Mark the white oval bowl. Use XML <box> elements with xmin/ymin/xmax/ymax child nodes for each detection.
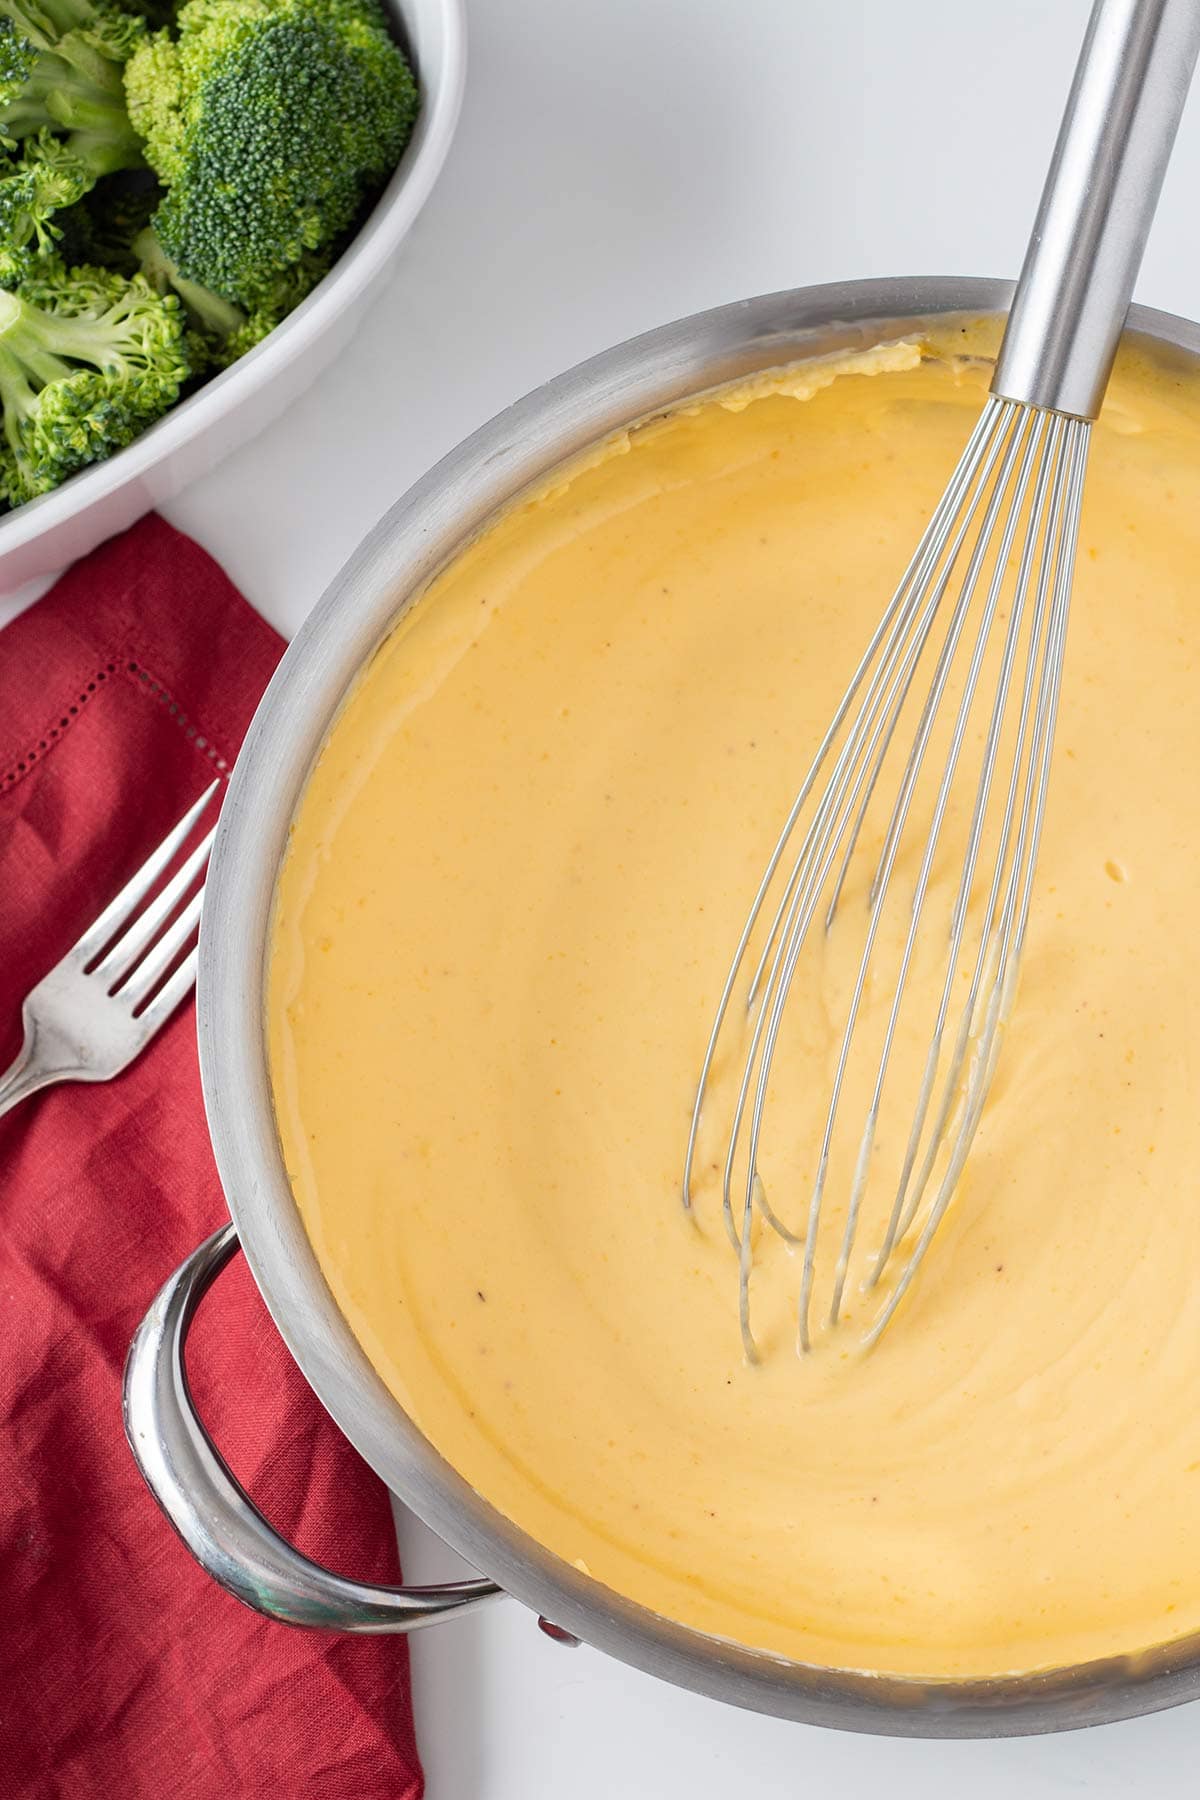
<box><xmin>0</xmin><ymin>0</ymin><xmax>466</xmax><ymax>592</ymax></box>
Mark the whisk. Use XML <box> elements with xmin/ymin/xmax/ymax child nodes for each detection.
<box><xmin>683</xmin><ymin>0</ymin><xmax>1200</xmax><ymax>1361</ymax></box>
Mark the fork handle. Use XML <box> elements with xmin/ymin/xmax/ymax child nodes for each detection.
<box><xmin>992</xmin><ymin>0</ymin><xmax>1200</xmax><ymax>420</ymax></box>
<box><xmin>0</xmin><ymin>1035</ymin><xmax>63</xmax><ymax>1120</ymax></box>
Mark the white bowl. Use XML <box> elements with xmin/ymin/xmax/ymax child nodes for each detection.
<box><xmin>0</xmin><ymin>0</ymin><xmax>466</xmax><ymax>592</ymax></box>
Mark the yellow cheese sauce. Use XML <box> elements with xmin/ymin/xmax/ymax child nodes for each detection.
<box><xmin>268</xmin><ymin>320</ymin><xmax>1200</xmax><ymax>1678</ymax></box>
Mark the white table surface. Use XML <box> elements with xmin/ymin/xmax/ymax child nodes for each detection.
<box><xmin>31</xmin><ymin>0</ymin><xmax>1200</xmax><ymax>1789</ymax></box>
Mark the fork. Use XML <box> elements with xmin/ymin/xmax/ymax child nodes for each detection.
<box><xmin>0</xmin><ymin>782</ymin><xmax>220</xmax><ymax>1120</ymax></box>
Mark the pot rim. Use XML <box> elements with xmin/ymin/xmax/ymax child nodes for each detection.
<box><xmin>197</xmin><ymin>273</ymin><xmax>1200</xmax><ymax>1736</ymax></box>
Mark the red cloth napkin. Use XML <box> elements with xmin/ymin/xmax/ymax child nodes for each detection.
<box><xmin>0</xmin><ymin>517</ymin><xmax>423</xmax><ymax>1798</ymax></box>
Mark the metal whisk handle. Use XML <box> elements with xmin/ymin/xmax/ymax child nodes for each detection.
<box><xmin>993</xmin><ymin>0</ymin><xmax>1200</xmax><ymax>421</ymax></box>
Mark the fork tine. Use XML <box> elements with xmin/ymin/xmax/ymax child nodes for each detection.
<box><xmin>94</xmin><ymin>824</ymin><xmax>215</xmax><ymax>989</ymax></box>
<box><xmin>134</xmin><ymin>943</ymin><xmax>199</xmax><ymax>1037</ymax></box>
<box><xmin>73</xmin><ymin>781</ymin><xmax>220</xmax><ymax>968</ymax></box>
<box><xmin>120</xmin><ymin>884</ymin><xmax>205</xmax><ymax>1011</ymax></box>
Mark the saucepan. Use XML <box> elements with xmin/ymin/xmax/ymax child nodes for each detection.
<box><xmin>123</xmin><ymin>275</ymin><xmax>1200</xmax><ymax>1737</ymax></box>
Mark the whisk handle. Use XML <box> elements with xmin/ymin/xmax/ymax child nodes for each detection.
<box><xmin>992</xmin><ymin>0</ymin><xmax>1200</xmax><ymax>420</ymax></box>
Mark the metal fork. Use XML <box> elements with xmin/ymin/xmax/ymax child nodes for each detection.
<box><xmin>0</xmin><ymin>782</ymin><xmax>219</xmax><ymax>1120</ymax></box>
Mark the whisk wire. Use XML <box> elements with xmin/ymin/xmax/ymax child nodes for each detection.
<box><xmin>868</xmin><ymin>414</ymin><xmax>1067</xmax><ymax>1281</ymax></box>
<box><xmin>822</xmin><ymin>407</ymin><xmax>1057</xmax><ymax>1329</ymax></box>
<box><xmin>748</xmin><ymin>403</ymin><xmax>1013</xmax><ymax>1005</ymax></box>
<box><xmin>804</xmin><ymin>407</ymin><xmax>1047</xmax><ymax>1339</ymax></box>
<box><xmin>680</xmin><ymin>401</ymin><xmax>1006</xmax><ymax>1262</ymax></box>
<box><xmin>726</xmin><ymin>404</ymin><xmax>1018</xmax><ymax>1273</ymax></box>
<box><xmin>870</xmin><ymin>412</ymin><xmax>1077</xmax><ymax>1277</ymax></box>
<box><xmin>748</xmin><ymin>400</ymin><xmax>1030</xmax><ymax>1349</ymax></box>
<box><xmin>684</xmin><ymin>390</ymin><xmax>1091</xmax><ymax>1361</ymax></box>
<box><xmin>862</xmin><ymin>415</ymin><xmax>1088</xmax><ymax>1347</ymax></box>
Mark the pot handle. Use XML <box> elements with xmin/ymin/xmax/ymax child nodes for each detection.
<box><xmin>123</xmin><ymin>1222</ymin><xmax>503</xmax><ymax>1632</ymax></box>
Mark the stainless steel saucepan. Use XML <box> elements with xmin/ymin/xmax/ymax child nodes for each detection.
<box><xmin>123</xmin><ymin>276</ymin><xmax>1200</xmax><ymax>1737</ymax></box>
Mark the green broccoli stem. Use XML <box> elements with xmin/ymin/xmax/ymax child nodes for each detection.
<box><xmin>0</xmin><ymin>281</ymin><xmax>144</xmax><ymax>383</ymax></box>
<box><xmin>6</xmin><ymin>52</ymin><xmax>143</xmax><ymax>173</ymax></box>
<box><xmin>3</xmin><ymin>0</ymin><xmax>127</xmax><ymax>52</ymax></box>
<box><xmin>133</xmin><ymin>225</ymin><xmax>244</xmax><ymax>339</ymax></box>
<box><xmin>0</xmin><ymin>288</ymin><xmax>66</xmax><ymax>448</ymax></box>
<box><xmin>2</xmin><ymin>0</ymin><xmax>145</xmax><ymax>173</ymax></box>
<box><xmin>23</xmin><ymin>0</ymin><xmax>109</xmax><ymax>35</ymax></box>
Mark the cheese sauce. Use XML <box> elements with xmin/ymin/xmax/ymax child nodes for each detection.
<box><xmin>268</xmin><ymin>321</ymin><xmax>1200</xmax><ymax>1677</ymax></box>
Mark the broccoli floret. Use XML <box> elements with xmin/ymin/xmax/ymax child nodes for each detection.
<box><xmin>134</xmin><ymin>219</ymin><xmax>334</xmax><ymax>370</ymax></box>
<box><xmin>124</xmin><ymin>0</ymin><xmax>417</xmax><ymax>313</ymax></box>
<box><xmin>0</xmin><ymin>129</ymin><xmax>93</xmax><ymax>283</ymax></box>
<box><xmin>0</xmin><ymin>254</ymin><xmax>189</xmax><ymax>500</ymax></box>
<box><xmin>134</xmin><ymin>219</ymin><xmax>239</xmax><ymax>333</ymax></box>
<box><xmin>0</xmin><ymin>19</ymin><xmax>35</xmax><ymax>143</ymax></box>
<box><xmin>226</xmin><ymin>243</ymin><xmax>335</xmax><ymax>349</ymax></box>
<box><xmin>1</xmin><ymin>0</ymin><xmax>145</xmax><ymax>178</ymax></box>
